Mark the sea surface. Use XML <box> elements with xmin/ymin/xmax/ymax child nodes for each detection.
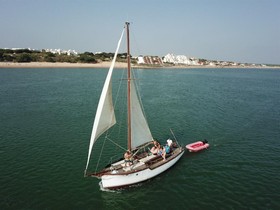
<box><xmin>0</xmin><ymin>67</ymin><xmax>279</xmax><ymax>210</ymax></box>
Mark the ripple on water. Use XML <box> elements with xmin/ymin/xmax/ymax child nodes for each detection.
<box><xmin>1</xmin><ymin>68</ymin><xmax>280</xmax><ymax>209</ymax></box>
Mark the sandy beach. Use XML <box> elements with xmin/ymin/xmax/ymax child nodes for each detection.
<box><xmin>0</xmin><ymin>61</ymin><xmax>279</xmax><ymax>69</ymax></box>
<box><xmin>0</xmin><ymin>61</ymin><xmax>127</xmax><ymax>69</ymax></box>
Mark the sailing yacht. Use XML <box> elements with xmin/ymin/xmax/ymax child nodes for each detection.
<box><xmin>84</xmin><ymin>22</ymin><xmax>185</xmax><ymax>189</ymax></box>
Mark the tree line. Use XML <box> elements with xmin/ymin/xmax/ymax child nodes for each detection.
<box><xmin>0</xmin><ymin>48</ymin><xmax>133</xmax><ymax>63</ymax></box>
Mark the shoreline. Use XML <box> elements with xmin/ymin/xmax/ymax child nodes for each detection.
<box><xmin>0</xmin><ymin>61</ymin><xmax>127</xmax><ymax>69</ymax></box>
<box><xmin>0</xmin><ymin>61</ymin><xmax>279</xmax><ymax>69</ymax></box>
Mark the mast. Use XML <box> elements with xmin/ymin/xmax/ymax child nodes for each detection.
<box><xmin>126</xmin><ymin>22</ymin><xmax>132</xmax><ymax>151</ymax></box>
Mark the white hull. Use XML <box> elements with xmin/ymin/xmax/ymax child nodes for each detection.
<box><xmin>101</xmin><ymin>150</ymin><xmax>185</xmax><ymax>189</ymax></box>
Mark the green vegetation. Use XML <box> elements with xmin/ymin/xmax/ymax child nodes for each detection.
<box><xmin>0</xmin><ymin>48</ymin><xmax>134</xmax><ymax>64</ymax></box>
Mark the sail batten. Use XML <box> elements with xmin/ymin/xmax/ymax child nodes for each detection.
<box><xmin>85</xmin><ymin>29</ymin><xmax>125</xmax><ymax>172</ymax></box>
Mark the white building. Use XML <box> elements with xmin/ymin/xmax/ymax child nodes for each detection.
<box><xmin>137</xmin><ymin>56</ymin><xmax>163</xmax><ymax>65</ymax></box>
<box><xmin>137</xmin><ymin>56</ymin><xmax>145</xmax><ymax>64</ymax></box>
<box><xmin>163</xmin><ymin>53</ymin><xmax>199</xmax><ymax>65</ymax></box>
<box><xmin>44</xmin><ymin>49</ymin><xmax>78</xmax><ymax>56</ymax></box>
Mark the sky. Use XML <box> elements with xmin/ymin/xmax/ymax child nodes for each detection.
<box><xmin>0</xmin><ymin>0</ymin><xmax>279</xmax><ymax>64</ymax></box>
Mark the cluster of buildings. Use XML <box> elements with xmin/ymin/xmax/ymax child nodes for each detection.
<box><xmin>137</xmin><ymin>56</ymin><xmax>163</xmax><ymax>65</ymax></box>
<box><xmin>162</xmin><ymin>54</ymin><xmax>200</xmax><ymax>65</ymax></box>
<box><xmin>137</xmin><ymin>53</ymin><xmax>200</xmax><ymax>66</ymax></box>
<box><xmin>137</xmin><ymin>53</ymin><xmax>264</xmax><ymax>67</ymax></box>
<box><xmin>44</xmin><ymin>49</ymin><xmax>78</xmax><ymax>56</ymax></box>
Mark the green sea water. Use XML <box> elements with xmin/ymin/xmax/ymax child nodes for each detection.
<box><xmin>0</xmin><ymin>67</ymin><xmax>279</xmax><ymax>209</ymax></box>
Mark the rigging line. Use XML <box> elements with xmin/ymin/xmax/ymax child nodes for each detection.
<box><xmin>106</xmin><ymin>136</ymin><xmax>127</xmax><ymax>151</ymax></box>
<box><xmin>99</xmin><ymin>28</ymin><xmax>127</xmax><ymax>143</ymax></box>
<box><xmin>95</xmin><ymin>135</ymin><xmax>107</xmax><ymax>173</ymax></box>
<box><xmin>113</xmin><ymin>64</ymin><xmax>126</xmax><ymax>108</ymax></box>
<box><xmin>97</xmin><ymin>72</ymin><xmax>126</xmax><ymax>164</ymax></box>
<box><xmin>110</xmin><ymin>69</ymin><xmax>126</xmax><ymax>142</ymax></box>
<box><xmin>132</xmin><ymin>148</ymin><xmax>141</xmax><ymax>158</ymax></box>
<box><xmin>95</xmin><ymin>76</ymin><xmax>125</xmax><ymax>168</ymax></box>
<box><xmin>130</xmin><ymin>23</ymin><xmax>141</xmax><ymax>60</ymax></box>
<box><xmin>170</xmin><ymin>128</ymin><xmax>180</xmax><ymax>146</ymax></box>
<box><xmin>131</xmin><ymin>69</ymin><xmax>150</xmax><ymax>122</ymax></box>
<box><xmin>107</xmin><ymin>68</ymin><xmax>125</xmax><ymax>135</ymax></box>
<box><xmin>129</xmin><ymin>25</ymin><xmax>147</xmax><ymax>120</ymax></box>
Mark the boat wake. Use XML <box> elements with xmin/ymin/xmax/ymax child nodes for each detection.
<box><xmin>99</xmin><ymin>181</ymin><xmax>119</xmax><ymax>193</ymax></box>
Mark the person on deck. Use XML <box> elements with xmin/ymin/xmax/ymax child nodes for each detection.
<box><xmin>157</xmin><ymin>146</ymin><xmax>164</xmax><ymax>158</ymax></box>
<box><xmin>162</xmin><ymin>139</ymin><xmax>173</xmax><ymax>161</ymax></box>
<box><xmin>124</xmin><ymin>150</ymin><xmax>133</xmax><ymax>166</ymax></box>
<box><xmin>150</xmin><ymin>140</ymin><xmax>160</xmax><ymax>155</ymax></box>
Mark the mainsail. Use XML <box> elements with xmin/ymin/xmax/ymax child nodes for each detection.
<box><xmin>130</xmin><ymin>78</ymin><xmax>153</xmax><ymax>149</ymax></box>
<box><xmin>85</xmin><ymin>29</ymin><xmax>125</xmax><ymax>172</ymax></box>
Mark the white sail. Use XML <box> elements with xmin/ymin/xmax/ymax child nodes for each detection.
<box><xmin>130</xmin><ymin>78</ymin><xmax>153</xmax><ymax>149</ymax></box>
<box><xmin>85</xmin><ymin>29</ymin><xmax>125</xmax><ymax>172</ymax></box>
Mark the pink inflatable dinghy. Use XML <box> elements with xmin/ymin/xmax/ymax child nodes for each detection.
<box><xmin>186</xmin><ymin>139</ymin><xmax>209</xmax><ymax>152</ymax></box>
